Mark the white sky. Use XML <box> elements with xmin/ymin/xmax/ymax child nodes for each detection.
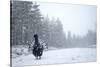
<box><xmin>38</xmin><ymin>2</ymin><xmax>96</xmax><ymax>37</ymax></box>
<box><xmin>19</xmin><ymin>0</ymin><xmax>97</xmax><ymax>37</ymax></box>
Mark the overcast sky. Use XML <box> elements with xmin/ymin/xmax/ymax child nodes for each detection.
<box><xmin>37</xmin><ymin>2</ymin><xmax>97</xmax><ymax>37</ymax></box>
<box><xmin>19</xmin><ymin>0</ymin><xmax>97</xmax><ymax>37</ymax></box>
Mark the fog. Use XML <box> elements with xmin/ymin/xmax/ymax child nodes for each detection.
<box><xmin>11</xmin><ymin>0</ymin><xmax>97</xmax><ymax>48</ymax></box>
<box><xmin>38</xmin><ymin>2</ymin><xmax>96</xmax><ymax>37</ymax></box>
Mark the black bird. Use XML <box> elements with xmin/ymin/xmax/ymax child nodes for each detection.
<box><xmin>32</xmin><ymin>34</ymin><xmax>43</xmax><ymax>59</ymax></box>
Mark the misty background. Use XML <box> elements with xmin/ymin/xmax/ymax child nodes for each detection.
<box><xmin>10</xmin><ymin>0</ymin><xmax>97</xmax><ymax>48</ymax></box>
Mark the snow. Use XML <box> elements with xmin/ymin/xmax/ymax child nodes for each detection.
<box><xmin>12</xmin><ymin>48</ymin><xmax>96</xmax><ymax>67</ymax></box>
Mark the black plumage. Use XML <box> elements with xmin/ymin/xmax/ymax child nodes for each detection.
<box><xmin>32</xmin><ymin>34</ymin><xmax>43</xmax><ymax>59</ymax></box>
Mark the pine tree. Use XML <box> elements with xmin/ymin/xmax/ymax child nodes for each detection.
<box><xmin>11</xmin><ymin>1</ymin><xmax>43</xmax><ymax>45</ymax></box>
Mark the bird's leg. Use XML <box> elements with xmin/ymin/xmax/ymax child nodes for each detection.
<box><xmin>36</xmin><ymin>56</ymin><xmax>38</xmax><ymax>60</ymax></box>
<box><xmin>39</xmin><ymin>56</ymin><xmax>41</xmax><ymax>59</ymax></box>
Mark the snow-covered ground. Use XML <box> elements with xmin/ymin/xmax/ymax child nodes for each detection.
<box><xmin>12</xmin><ymin>48</ymin><xmax>96</xmax><ymax>67</ymax></box>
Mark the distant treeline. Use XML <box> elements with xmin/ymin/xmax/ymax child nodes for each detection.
<box><xmin>66</xmin><ymin>30</ymin><xmax>96</xmax><ymax>48</ymax></box>
<box><xmin>10</xmin><ymin>1</ymin><xmax>96</xmax><ymax>48</ymax></box>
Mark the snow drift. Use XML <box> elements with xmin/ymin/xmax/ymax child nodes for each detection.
<box><xmin>12</xmin><ymin>48</ymin><xmax>96</xmax><ymax>67</ymax></box>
